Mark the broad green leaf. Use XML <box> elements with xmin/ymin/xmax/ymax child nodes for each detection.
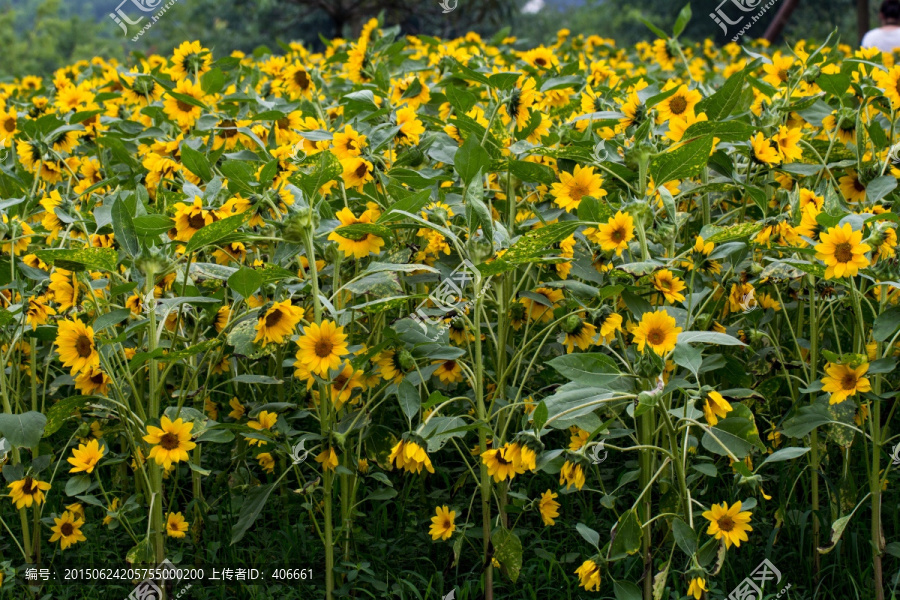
<box><xmin>782</xmin><ymin>403</ymin><xmax>833</xmax><ymax>438</ymax></box>
<box><xmin>576</xmin><ymin>523</ymin><xmax>600</xmax><ymax>548</ymax></box>
<box><xmin>478</xmin><ymin>221</ymin><xmax>582</xmax><ymax>276</ymax></box>
<box><xmin>672</xmin><ymin>517</ymin><xmax>697</xmax><ymax>556</ymax></box>
<box><xmin>609</xmin><ymin>510</ymin><xmax>642</xmax><ymax>560</ymax></box>
<box><xmin>697</xmin><ymin>68</ymin><xmax>747</xmax><ymax>120</ymax></box>
<box><xmin>650</xmin><ymin>135</ymin><xmax>713</xmax><ymax>186</ymax></box>
<box><xmin>547</xmin><ymin>353</ymin><xmax>620</xmax><ymax>386</ymax></box>
<box><xmin>231</xmin><ymin>483</ymin><xmax>274</xmax><ymax>544</ymax></box>
<box><xmin>184</xmin><ymin>211</ymin><xmax>253</xmax><ymax>253</ymax></box>
<box><xmin>491</xmin><ymin>528</ymin><xmax>523</xmax><ymax>582</ymax></box>
<box><xmin>0</xmin><ymin>412</ymin><xmax>47</xmax><ymax>448</ymax></box>
<box><xmin>397</xmin><ymin>380</ymin><xmax>420</xmax><ymax>420</ymax></box>
<box><xmin>43</xmin><ymin>396</ymin><xmax>91</xmax><ymax>437</ymax></box>
<box><xmin>181</xmin><ymin>143</ymin><xmax>213</xmax><ymax>182</ymax></box>
<box><xmin>228</xmin><ymin>266</ymin><xmax>264</xmax><ymax>299</ymax></box>
<box><xmin>33</xmin><ymin>248</ymin><xmax>118</xmax><ymax>273</ymax></box>
<box><xmin>111</xmin><ymin>198</ymin><xmax>140</xmax><ymax>258</ymax></box>
<box><xmin>455</xmin><ymin>135</ymin><xmax>491</xmax><ymax>185</ymax></box>
<box><xmin>759</xmin><ymin>447</ymin><xmax>811</xmax><ymax>466</ymax></box>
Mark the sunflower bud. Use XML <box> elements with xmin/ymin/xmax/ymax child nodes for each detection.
<box><xmin>135</xmin><ymin>246</ymin><xmax>171</xmax><ymax>280</ymax></box>
<box><xmin>398</xmin><ymin>349</ymin><xmax>416</xmax><ymax>372</ymax></box>
<box><xmin>281</xmin><ymin>207</ymin><xmax>318</xmax><ymax>242</ymax></box>
<box><xmin>467</xmin><ymin>234</ymin><xmax>493</xmax><ymax>264</ymax></box>
<box><xmin>75</xmin><ymin>421</ymin><xmax>91</xmax><ymax>439</ymax></box>
<box><xmin>561</xmin><ymin>314</ymin><xmax>582</xmax><ymax>334</ymax></box>
<box><xmin>803</xmin><ymin>64</ymin><xmax>822</xmax><ymax>83</ymax></box>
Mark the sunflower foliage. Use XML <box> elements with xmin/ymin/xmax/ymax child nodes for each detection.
<box><xmin>0</xmin><ymin>8</ymin><xmax>898</xmax><ymax>600</ymax></box>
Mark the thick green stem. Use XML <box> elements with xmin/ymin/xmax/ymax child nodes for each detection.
<box><xmin>807</xmin><ymin>278</ymin><xmax>821</xmax><ymax>581</ymax></box>
<box><xmin>639</xmin><ymin>406</ymin><xmax>653</xmax><ymax>600</ymax></box>
<box><xmin>474</xmin><ymin>274</ymin><xmax>493</xmax><ymax>600</ymax></box>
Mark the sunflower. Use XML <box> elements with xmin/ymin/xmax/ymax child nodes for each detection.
<box><xmin>143</xmin><ymin>416</ymin><xmax>197</xmax><ymax>469</ymax></box>
<box><xmin>703</xmin><ymin>391</ymin><xmax>733</xmax><ymax>426</ymax></box>
<box><xmin>340</xmin><ymin>156</ymin><xmax>374</xmax><ymax>191</ymax></box>
<box><xmin>171</xmin><ymin>196</ymin><xmax>216</xmax><ymax>242</ymax></box>
<box><xmin>586</xmin><ymin>211</ymin><xmax>635</xmax><ymax>256</ymax></box>
<box><xmin>656</xmin><ymin>84</ymin><xmax>702</xmax><ymax>122</ymax></box>
<box><xmin>1</xmin><ymin>215</ymin><xmax>33</xmax><ymax>255</ymax></box>
<box><xmin>8</xmin><ymin>476</ymin><xmax>51</xmax><ymax>509</ymax></box>
<box><xmin>166</xmin><ymin>512</ymin><xmax>189</xmax><ymax>538</ymax></box>
<box><xmin>653</xmin><ymin>269</ymin><xmax>686</xmax><ymax>304</ymax></box>
<box><xmin>169</xmin><ymin>40</ymin><xmax>211</xmax><ymax>80</ymax></box>
<box><xmin>447</xmin><ymin>317</ymin><xmax>475</xmax><ymax>345</ymax></box>
<box><xmin>551</xmin><ymin>164</ymin><xmax>606</xmax><ymax>212</ymax></box>
<box><xmin>559</xmin><ymin>460</ymin><xmax>586</xmax><ymax>490</ymax></box>
<box><xmin>751</xmin><ymin>131</ymin><xmax>782</xmax><ymax>164</ymax></box>
<box><xmin>520</xmin><ymin>287</ymin><xmax>564</xmax><ymax>323</ymax></box>
<box><xmin>774</xmin><ymin>125</ymin><xmax>803</xmax><ymax>162</ymax></box>
<box><xmin>49</xmin><ymin>511</ymin><xmax>87</xmax><ymax>550</ymax></box>
<box><xmin>482</xmin><ymin>445</ymin><xmax>523</xmax><ymax>482</ymax></box>
<box><xmin>569</xmin><ymin>427</ymin><xmax>590</xmax><ymax>450</ymax></box>
<box><xmin>228</xmin><ymin>397</ymin><xmax>245</xmax><ymax>420</ymax></box>
<box><xmin>822</xmin><ymin>111</ymin><xmax>857</xmax><ymax>144</ymax></box>
<box><xmin>0</xmin><ymin>107</ymin><xmax>18</xmax><ymax>146</ymax></box>
<box><xmin>388</xmin><ymin>440</ymin><xmax>435</xmax><ymax>474</ymax></box>
<box><xmin>257</xmin><ymin>452</ymin><xmax>275</xmax><ymax>473</ymax></box>
<box><xmin>574</xmin><ymin>559</ymin><xmax>602</xmax><ymax>592</ymax></box>
<box><xmin>295</xmin><ymin>320</ymin><xmax>349</xmax><ymax>376</ymax></box>
<box><xmin>162</xmin><ymin>78</ymin><xmax>206</xmax><ymax>128</ymax></box>
<box><xmin>822</xmin><ymin>362</ymin><xmax>871</xmax><ymax>404</ymax></box>
<box><xmin>632</xmin><ymin>310</ymin><xmax>682</xmax><ymax>355</ymax></box>
<box><xmin>315</xmin><ymin>447</ymin><xmax>339</xmax><ymax>471</ymax></box>
<box><xmin>74</xmin><ymin>367</ymin><xmax>112</xmax><ymax>396</ymax></box>
<box><xmin>395</xmin><ymin>106</ymin><xmax>425</xmax><ymax>146</ymax></box>
<box><xmin>562</xmin><ymin>318</ymin><xmax>597</xmax><ymax>354</ymax></box>
<box><xmin>688</xmin><ymin>577</ymin><xmax>708</xmax><ymax>599</ymax></box>
<box><xmin>873</xmin><ymin>65</ymin><xmax>900</xmax><ymax>108</ymax></box>
<box><xmin>429</xmin><ymin>505</ymin><xmax>456</xmax><ymax>541</ymax></box>
<box><xmin>25</xmin><ymin>295</ymin><xmax>55</xmax><ymax>328</ymax></box>
<box><xmin>247</xmin><ymin>410</ymin><xmax>278</xmax><ymax>446</ymax></box>
<box><xmin>522</xmin><ymin>46</ymin><xmax>557</xmax><ymax>70</ymax></box>
<box><xmin>838</xmin><ymin>171</ymin><xmax>867</xmax><ymax>203</ymax></box>
<box><xmin>538</xmin><ymin>490</ymin><xmax>560</xmax><ymax>526</ymax></box>
<box><xmin>329</xmin><ymin>361</ymin><xmax>366</xmax><ymax>409</ymax></box>
<box><xmin>328</xmin><ymin>207</ymin><xmax>384</xmax><ymax>258</ymax></box>
<box><xmin>55</xmin><ymin>319</ymin><xmax>99</xmax><ymax>375</ymax></box>
<box><xmin>433</xmin><ymin>360</ymin><xmax>464</xmax><ymax>384</ymax></box>
<box><xmin>506</xmin><ymin>77</ymin><xmax>537</xmax><ymax>128</ymax></box>
<box><xmin>702</xmin><ymin>500</ymin><xmax>753</xmax><ymax>548</ymax></box>
<box><xmin>254</xmin><ymin>300</ymin><xmax>305</xmax><ymax>346</ymax></box>
<box><xmin>598</xmin><ymin>313</ymin><xmax>623</xmax><ymax>344</ymax></box>
<box><xmin>814</xmin><ymin>223</ymin><xmax>871</xmax><ymax>279</ymax></box>
<box><xmin>283</xmin><ymin>62</ymin><xmax>315</xmax><ymax>98</ymax></box>
<box><xmin>332</xmin><ymin>125</ymin><xmax>366</xmax><ymax>159</ymax></box>
<box><xmin>67</xmin><ymin>439</ymin><xmax>105</xmax><ymax>474</ymax></box>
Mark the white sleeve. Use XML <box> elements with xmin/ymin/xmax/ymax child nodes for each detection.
<box><xmin>861</xmin><ymin>31</ymin><xmax>874</xmax><ymax>48</ymax></box>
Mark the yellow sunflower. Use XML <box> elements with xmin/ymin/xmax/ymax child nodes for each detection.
<box><xmin>702</xmin><ymin>500</ymin><xmax>753</xmax><ymax>548</ymax></box>
<box><xmin>143</xmin><ymin>416</ymin><xmax>197</xmax><ymax>469</ymax></box>
<box><xmin>327</xmin><ymin>207</ymin><xmax>385</xmax><ymax>258</ymax></box>
<box><xmin>254</xmin><ymin>300</ymin><xmax>305</xmax><ymax>346</ymax></box>
<box><xmin>653</xmin><ymin>269</ymin><xmax>686</xmax><ymax>304</ymax></box>
<box><xmin>551</xmin><ymin>164</ymin><xmax>606</xmax><ymax>212</ymax></box>
<box><xmin>574</xmin><ymin>559</ymin><xmax>602</xmax><ymax>592</ymax></box>
<box><xmin>822</xmin><ymin>362</ymin><xmax>871</xmax><ymax>404</ymax></box>
<box><xmin>586</xmin><ymin>211</ymin><xmax>635</xmax><ymax>256</ymax></box>
<box><xmin>8</xmin><ymin>476</ymin><xmax>51</xmax><ymax>509</ymax></box>
<box><xmin>67</xmin><ymin>439</ymin><xmax>105</xmax><ymax>474</ymax></box>
<box><xmin>295</xmin><ymin>320</ymin><xmax>349</xmax><ymax>376</ymax></box>
<box><xmin>814</xmin><ymin>223</ymin><xmax>870</xmax><ymax>279</ymax></box>
<box><xmin>538</xmin><ymin>490</ymin><xmax>560</xmax><ymax>526</ymax></box>
<box><xmin>166</xmin><ymin>512</ymin><xmax>189</xmax><ymax>538</ymax></box>
<box><xmin>656</xmin><ymin>84</ymin><xmax>702</xmax><ymax>122</ymax></box>
<box><xmin>54</xmin><ymin>319</ymin><xmax>99</xmax><ymax>375</ymax></box>
<box><xmin>388</xmin><ymin>440</ymin><xmax>435</xmax><ymax>474</ymax></box>
<box><xmin>632</xmin><ymin>310</ymin><xmax>682</xmax><ymax>355</ymax></box>
<box><xmin>428</xmin><ymin>505</ymin><xmax>457</xmax><ymax>541</ymax></box>
<box><xmin>49</xmin><ymin>511</ymin><xmax>87</xmax><ymax>550</ymax></box>
<box><xmin>703</xmin><ymin>391</ymin><xmax>733</xmax><ymax>426</ymax></box>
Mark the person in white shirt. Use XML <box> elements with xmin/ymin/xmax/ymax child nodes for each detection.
<box><xmin>862</xmin><ymin>0</ymin><xmax>900</xmax><ymax>54</ymax></box>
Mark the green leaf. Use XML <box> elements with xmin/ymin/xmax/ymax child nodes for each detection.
<box><xmin>93</xmin><ymin>308</ymin><xmax>132</xmax><ymax>333</ymax></box>
<box><xmin>866</xmin><ymin>175</ymin><xmax>898</xmax><ymax>204</ymax></box>
<box><xmin>0</xmin><ymin>412</ymin><xmax>47</xmax><ymax>448</ymax></box>
<box><xmin>44</xmin><ymin>396</ymin><xmax>91</xmax><ymax>437</ymax></box>
<box><xmin>397</xmin><ymin>380</ymin><xmax>420</xmax><ymax>420</ymax></box>
<box><xmin>639</xmin><ymin>17</ymin><xmax>668</xmax><ymax>39</ymax></box>
<box><xmin>697</xmin><ymin>68</ymin><xmax>747</xmax><ymax>121</ymax></box>
<box><xmin>227</xmin><ymin>267</ymin><xmax>264</xmax><ymax>299</ymax></box>
<box><xmin>759</xmin><ymin>447</ymin><xmax>811</xmax><ymax>466</ymax></box>
<box><xmin>650</xmin><ymin>135</ymin><xmax>713</xmax><ymax>186</ymax></box>
<box><xmin>576</xmin><ymin>523</ymin><xmax>600</xmax><ymax>548</ymax></box>
<box><xmin>220</xmin><ymin>160</ymin><xmax>259</xmax><ymax>196</ymax></box>
<box><xmin>701</xmin><ymin>404</ymin><xmax>765</xmax><ymax>458</ymax></box>
<box><xmin>704</xmin><ymin>222</ymin><xmax>764</xmax><ymax>243</ymax></box>
<box><xmin>33</xmin><ymin>248</ymin><xmax>118</xmax><ymax>273</ymax></box>
<box><xmin>673</xmin><ymin>343</ymin><xmax>702</xmax><ymax>378</ymax></box>
<box><xmin>167</xmin><ymin>90</ymin><xmax>207</xmax><ymax>109</ymax></box>
<box><xmin>577</xmin><ymin>196</ymin><xmax>614</xmax><ymax>223</ymax></box>
<box><xmin>200</xmin><ymin>67</ymin><xmax>226</xmax><ymax>95</ymax></box>
<box><xmin>333</xmin><ymin>223</ymin><xmax>394</xmax><ymax>243</ymax></box>
<box><xmin>614</xmin><ymin>581</ymin><xmax>643</xmax><ymax>600</ymax></box>
<box><xmin>185</xmin><ymin>211</ymin><xmax>254</xmax><ymax>253</ymax></box>
<box><xmin>181</xmin><ymin>143</ymin><xmax>213</xmax><ymax>182</ymax></box>
<box><xmin>532</xmin><ymin>401</ymin><xmax>548</xmax><ymax>432</ymax></box>
<box><xmin>66</xmin><ymin>475</ymin><xmax>91</xmax><ymax>496</ymax></box>
<box><xmin>508</xmin><ymin>160</ymin><xmax>556</xmax><ymax>185</ymax></box>
<box><xmin>111</xmin><ymin>198</ymin><xmax>140</xmax><ymax>258</ymax></box>
<box><xmin>678</xmin><ymin>331</ymin><xmax>745</xmax><ymax>346</ymax></box>
<box><xmin>817</xmin><ymin>72</ymin><xmax>851</xmax><ymax>97</ymax></box>
<box><xmin>455</xmin><ymin>135</ymin><xmax>491</xmax><ymax>185</ymax></box>
<box><xmin>231</xmin><ymin>484</ymin><xmax>275</xmax><ymax>545</ymax></box>
<box><xmin>491</xmin><ymin>527</ymin><xmax>523</xmax><ymax>583</ymax></box>
<box><xmin>133</xmin><ymin>214</ymin><xmax>174</xmax><ymax>237</ymax></box>
<box><xmin>378</xmin><ymin>189</ymin><xmax>432</xmax><ymax>224</ymax></box>
<box><xmin>782</xmin><ymin>404</ymin><xmax>833</xmax><ymax>438</ymax></box>
<box><xmin>227</xmin><ymin>319</ymin><xmax>273</xmax><ymax>360</ymax></box>
<box><xmin>672</xmin><ymin>4</ymin><xmax>692</xmax><ymax>37</ymax></box>
<box><xmin>126</xmin><ymin>537</ymin><xmax>156</xmax><ymax>565</ymax></box>
<box><xmin>464</xmin><ymin>170</ymin><xmax>493</xmax><ymax>244</ymax></box>
<box><xmin>609</xmin><ymin>510</ymin><xmax>642</xmax><ymax>560</ymax></box>
<box><xmin>297</xmin><ymin>150</ymin><xmax>342</xmax><ymax>199</ymax></box>
<box><xmin>683</xmin><ymin>119</ymin><xmax>754</xmax><ymax>142</ymax></box>
<box><xmin>818</xmin><ymin>496</ymin><xmax>867</xmax><ymax>554</ymax></box>
<box><xmin>478</xmin><ymin>221</ymin><xmax>582</xmax><ymax>276</ymax></box>
<box><xmin>547</xmin><ymin>353</ymin><xmax>620</xmax><ymax>386</ymax></box>
<box><xmin>672</xmin><ymin>517</ymin><xmax>697</xmax><ymax>556</ymax></box>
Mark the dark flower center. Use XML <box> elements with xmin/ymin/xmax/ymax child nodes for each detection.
<box><xmin>315</xmin><ymin>339</ymin><xmax>334</xmax><ymax>358</ymax></box>
<box><xmin>75</xmin><ymin>334</ymin><xmax>93</xmax><ymax>358</ymax></box>
<box><xmin>176</xmin><ymin>99</ymin><xmax>194</xmax><ymax>112</ymax></box>
<box><xmin>22</xmin><ymin>477</ymin><xmax>35</xmax><ymax>495</ymax></box>
<box><xmin>647</xmin><ymin>328</ymin><xmax>666</xmax><ymax>345</ymax></box>
<box><xmin>718</xmin><ymin>516</ymin><xmax>735</xmax><ymax>532</ymax></box>
<box><xmin>61</xmin><ymin>522</ymin><xmax>74</xmax><ymax>536</ymax></box>
<box><xmin>669</xmin><ymin>95</ymin><xmax>688</xmax><ymax>115</ymax></box>
<box><xmin>834</xmin><ymin>242</ymin><xmax>853</xmax><ymax>263</ymax></box>
<box><xmin>189</xmin><ymin>212</ymin><xmax>207</xmax><ymax>230</ymax></box>
<box><xmin>265</xmin><ymin>309</ymin><xmax>284</xmax><ymax>328</ymax></box>
<box><xmin>159</xmin><ymin>432</ymin><xmax>180</xmax><ymax>450</ymax></box>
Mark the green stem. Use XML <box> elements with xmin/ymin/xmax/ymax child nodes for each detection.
<box><xmin>474</xmin><ymin>274</ymin><xmax>493</xmax><ymax>600</ymax></box>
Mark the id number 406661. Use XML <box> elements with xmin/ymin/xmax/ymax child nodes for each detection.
<box><xmin>272</xmin><ymin>568</ymin><xmax>313</xmax><ymax>580</ymax></box>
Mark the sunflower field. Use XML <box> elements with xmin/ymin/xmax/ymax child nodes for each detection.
<box><xmin>0</xmin><ymin>5</ymin><xmax>899</xmax><ymax>599</ymax></box>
